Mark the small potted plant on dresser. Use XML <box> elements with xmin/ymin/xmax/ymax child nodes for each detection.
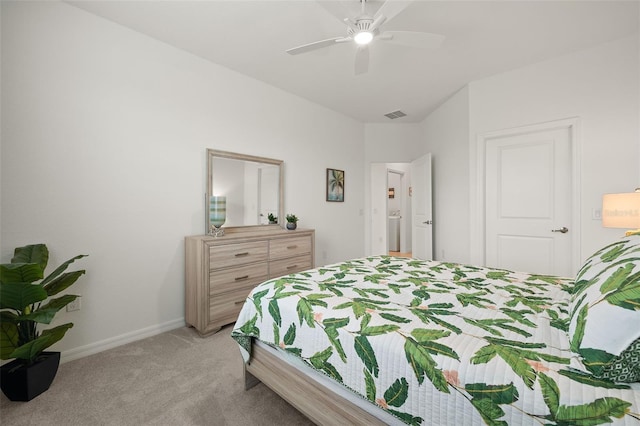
<box><xmin>267</xmin><ymin>213</ymin><xmax>278</xmax><ymax>224</ymax></box>
<box><xmin>0</xmin><ymin>243</ymin><xmax>87</xmax><ymax>401</ymax></box>
<box><xmin>285</xmin><ymin>214</ymin><xmax>299</xmax><ymax>230</ymax></box>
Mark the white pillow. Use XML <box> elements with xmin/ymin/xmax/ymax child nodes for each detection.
<box><xmin>567</xmin><ymin>234</ymin><xmax>640</xmax><ymax>381</ymax></box>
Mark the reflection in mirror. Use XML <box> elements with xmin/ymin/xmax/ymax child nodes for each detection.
<box><xmin>207</xmin><ymin>149</ymin><xmax>283</xmax><ymax>232</ymax></box>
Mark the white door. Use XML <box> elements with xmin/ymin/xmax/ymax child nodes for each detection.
<box><xmin>485</xmin><ymin>127</ymin><xmax>572</xmax><ymax>276</ymax></box>
<box><xmin>411</xmin><ymin>154</ymin><xmax>433</xmax><ymax>259</ymax></box>
<box><xmin>370</xmin><ymin>163</ymin><xmax>388</xmax><ymax>255</ymax></box>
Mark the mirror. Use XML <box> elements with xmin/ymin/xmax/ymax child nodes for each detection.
<box><xmin>207</xmin><ymin>149</ymin><xmax>284</xmax><ymax>231</ymax></box>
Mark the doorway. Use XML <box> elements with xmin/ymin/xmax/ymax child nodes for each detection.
<box><xmin>387</xmin><ymin>170</ymin><xmax>408</xmax><ymax>257</ymax></box>
<box><xmin>369</xmin><ymin>156</ymin><xmax>433</xmax><ymax>259</ymax></box>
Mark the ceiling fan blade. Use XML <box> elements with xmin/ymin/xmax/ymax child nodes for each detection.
<box><xmin>381</xmin><ymin>31</ymin><xmax>445</xmax><ymax>49</ymax></box>
<box><xmin>286</xmin><ymin>37</ymin><xmax>346</xmax><ymax>55</ymax></box>
<box><xmin>354</xmin><ymin>46</ymin><xmax>369</xmax><ymax>75</ymax></box>
<box><xmin>315</xmin><ymin>0</ymin><xmax>361</xmax><ymax>23</ymax></box>
<box><xmin>374</xmin><ymin>0</ymin><xmax>414</xmax><ymax>24</ymax></box>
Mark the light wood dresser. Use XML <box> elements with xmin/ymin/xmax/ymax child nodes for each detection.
<box><xmin>185</xmin><ymin>227</ymin><xmax>315</xmax><ymax>336</ymax></box>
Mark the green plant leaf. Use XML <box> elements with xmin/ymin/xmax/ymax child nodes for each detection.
<box><xmin>411</xmin><ymin>328</ymin><xmax>451</xmax><ymax>342</ymax></box>
<box><xmin>360</xmin><ymin>324</ymin><xmax>400</xmax><ymax>336</ymax></box>
<box><xmin>268</xmin><ymin>298</ymin><xmax>281</xmax><ymax>326</ymax></box>
<box><xmin>538</xmin><ymin>372</ymin><xmax>560</xmax><ymax>414</ymax></box>
<box><xmin>238</xmin><ymin>314</ymin><xmax>259</xmax><ymax>336</ymax></box>
<box><xmin>272</xmin><ymin>323</ymin><xmax>280</xmax><ymax>345</ymax></box>
<box><xmin>40</xmin><ymin>254</ymin><xmax>87</xmax><ymax>289</ymax></box>
<box><xmin>379</xmin><ymin>313</ymin><xmax>411</xmax><ymax>323</ymax></box>
<box><xmin>19</xmin><ymin>294</ymin><xmax>78</xmax><ymax>325</ymax></box>
<box><xmin>604</xmin><ymin>272</ymin><xmax>640</xmax><ymax>310</ymax></box>
<box><xmin>250</xmin><ymin>289</ymin><xmax>269</xmax><ymax>317</ymax></box>
<box><xmin>555</xmin><ymin>397</ymin><xmax>631</xmax><ymax>425</ymax></box>
<box><xmin>599</xmin><ymin>264</ymin><xmax>635</xmax><ymax>293</ymax></box>
<box><xmin>470</xmin><ymin>398</ymin><xmax>507</xmax><ymax>426</ymax></box>
<box><xmin>11</xmin><ymin>244</ymin><xmax>48</xmax><ymax>271</ymax></box>
<box><xmin>324</xmin><ymin>325</ymin><xmax>346</xmax><ymax>362</ymax></box>
<box><xmin>570</xmin><ymin>304</ymin><xmax>588</xmax><ymax>352</ymax></box>
<box><xmin>0</xmin><ymin>314</ymin><xmax>19</xmax><ymax>360</ymax></box>
<box><xmin>354</xmin><ymin>335</ymin><xmax>379</xmax><ymax>377</ymax></box>
<box><xmin>387</xmin><ymin>409</ymin><xmax>424</xmax><ymax>426</ymax></box>
<box><xmin>296</xmin><ymin>298</ymin><xmax>315</xmax><ymax>328</ymax></box>
<box><xmin>558</xmin><ymin>369</ymin><xmax>630</xmax><ymax>389</ymax></box>
<box><xmin>0</xmin><ymin>281</ymin><xmax>48</xmax><ymax>310</ymax></box>
<box><xmin>0</xmin><ymin>263</ymin><xmax>44</xmax><ymax>286</ymax></box>
<box><xmin>384</xmin><ymin>377</ymin><xmax>409</xmax><ymax>408</ymax></box>
<box><xmin>579</xmin><ymin>347</ymin><xmax>616</xmax><ymax>376</ymax></box>
<box><xmin>10</xmin><ymin>323</ymin><xmax>73</xmax><ymax>363</ymax></box>
<box><xmin>465</xmin><ymin>382</ymin><xmax>519</xmax><ymax>405</ymax></box>
<box><xmin>472</xmin><ymin>340</ymin><xmax>540</xmax><ymax>389</ymax></box>
<box><xmin>309</xmin><ymin>346</ymin><xmax>342</xmax><ymax>383</ymax></box>
<box><xmin>283</xmin><ymin>322</ymin><xmax>296</xmax><ymax>345</ymax></box>
<box><xmin>404</xmin><ymin>338</ymin><xmax>449</xmax><ymax>393</ymax></box>
<box><xmin>41</xmin><ymin>270</ymin><xmax>86</xmax><ymax>297</ymax></box>
<box><xmin>364</xmin><ymin>368</ymin><xmax>376</xmax><ymax>402</ymax></box>
<box><xmin>309</xmin><ymin>346</ymin><xmax>333</xmax><ymax>369</ymax></box>
<box><xmin>321</xmin><ymin>361</ymin><xmax>343</xmax><ymax>383</ymax></box>
<box><xmin>322</xmin><ymin>317</ymin><xmax>349</xmax><ymax>329</ymax></box>
<box><xmin>470</xmin><ymin>344</ymin><xmax>498</xmax><ymax>365</ymax></box>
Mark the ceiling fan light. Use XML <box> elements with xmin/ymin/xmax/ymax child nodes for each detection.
<box><xmin>354</xmin><ymin>31</ymin><xmax>373</xmax><ymax>45</ymax></box>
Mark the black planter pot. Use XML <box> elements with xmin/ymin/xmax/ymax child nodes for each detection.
<box><xmin>0</xmin><ymin>352</ymin><xmax>61</xmax><ymax>401</ymax></box>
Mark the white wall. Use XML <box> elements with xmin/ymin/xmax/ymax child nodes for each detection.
<box><xmin>469</xmin><ymin>35</ymin><xmax>639</xmax><ymax>266</ymax></box>
<box><xmin>1</xmin><ymin>1</ymin><xmax>365</xmax><ymax>360</ymax></box>
<box><xmin>421</xmin><ymin>87</ymin><xmax>470</xmax><ymax>263</ymax></box>
<box><xmin>420</xmin><ymin>35</ymin><xmax>639</xmax><ymax>269</ymax></box>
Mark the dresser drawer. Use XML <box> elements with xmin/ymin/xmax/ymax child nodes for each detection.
<box><xmin>210</xmin><ymin>262</ymin><xmax>268</xmax><ymax>295</ymax></box>
<box><xmin>269</xmin><ymin>236</ymin><xmax>312</xmax><ymax>260</ymax></box>
<box><xmin>209</xmin><ymin>241</ymin><xmax>268</xmax><ymax>270</ymax></box>
<box><xmin>209</xmin><ymin>282</ymin><xmax>255</xmax><ymax>326</ymax></box>
<box><xmin>270</xmin><ymin>254</ymin><xmax>313</xmax><ymax>278</ymax></box>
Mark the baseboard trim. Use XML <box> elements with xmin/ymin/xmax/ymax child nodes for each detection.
<box><xmin>60</xmin><ymin>318</ymin><xmax>186</xmax><ymax>364</ymax></box>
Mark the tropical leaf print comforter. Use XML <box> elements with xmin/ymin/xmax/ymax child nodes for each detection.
<box><xmin>231</xmin><ymin>256</ymin><xmax>640</xmax><ymax>425</ymax></box>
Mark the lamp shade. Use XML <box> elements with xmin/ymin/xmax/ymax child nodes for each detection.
<box><xmin>209</xmin><ymin>196</ymin><xmax>226</xmax><ymax>228</ymax></box>
<box><xmin>602</xmin><ymin>192</ymin><xmax>640</xmax><ymax>228</ymax></box>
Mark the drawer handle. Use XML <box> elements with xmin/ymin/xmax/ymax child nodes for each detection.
<box><xmin>235</xmin><ymin>275</ymin><xmax>249</xmax><ymax>281</ymax></box>
<box><xmin>287</xmin><ymin>245</ymin><xmax>298</xmax><ymax>250</ymax></box>
<box><xmin>286</xmin><ymin>265</ymin><xmax>298</xmax><ymax>270</ymax></box>
<box><xmin>235</xmin><ymin>252</ymin><xmax>250</xmax><ymax>257</ymax></box>
<box><xmin>235</xmin><ymin>300</ymin><xmax>245</xmax><ymax>305</ymax></box>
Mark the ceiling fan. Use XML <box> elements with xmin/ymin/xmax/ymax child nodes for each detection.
<box><xmin>286</xmin><ymin>0</ymin><xmax>445</xmax><ymax>75</ymax></box>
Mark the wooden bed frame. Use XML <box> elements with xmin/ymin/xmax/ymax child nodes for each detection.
<box><xmin>244</xmin><ymin>340</ymin><xmax>388</xmax><ymax>425</ymax></box>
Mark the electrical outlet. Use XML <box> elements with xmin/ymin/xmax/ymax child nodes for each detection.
<box><xmin>66</xmin><ymin>297</ymin><xmax>81</xmax><ymax>312</ymax></box>
<box><xmin>592</xmin><ymin>208</ymin><xmax>602</xmax><ymax>221</ymax></box>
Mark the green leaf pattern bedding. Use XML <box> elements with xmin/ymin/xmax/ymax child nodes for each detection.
<box><xmin>231</xmin><ymin>255</ymin><xmax>640</xmax><ymax>425</ymax></box>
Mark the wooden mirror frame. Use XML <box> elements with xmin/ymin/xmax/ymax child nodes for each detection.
<box><xmin>206</xmin><ymin>149</ymin><xmax>284</xmax><ymax>233</ymax></box>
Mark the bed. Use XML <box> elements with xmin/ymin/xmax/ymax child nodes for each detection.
<box><xmin>231</xmin><ymin>234</ymin><xmax>640</xmax><ymax>425</ymax></box>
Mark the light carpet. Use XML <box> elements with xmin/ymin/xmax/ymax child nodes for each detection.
<box><xmin>0</xmin><ymin>325</ymin><xmax>313</xmax><ymax>425</ymax></box>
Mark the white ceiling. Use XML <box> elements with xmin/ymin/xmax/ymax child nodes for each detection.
<box><xmin>68</xmin><ymin>0</ymin><xmax>639</xmax><ymax>123</ymax></box>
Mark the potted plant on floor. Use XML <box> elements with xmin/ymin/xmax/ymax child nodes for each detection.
<box><xmin>0</xmin><ymin>243</ymin><xmax>87</xmax><ymax>401</ymax></box>
<box><xmin>285</xmin><ymin>214</ymin><xmax>299</xmax><ymax>230</ymax></box>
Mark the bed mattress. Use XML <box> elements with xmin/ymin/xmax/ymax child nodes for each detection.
<box><xmin>232</xmin><ymin>255</ymin><xmax>640</xmax><ymax>425</ymax></box>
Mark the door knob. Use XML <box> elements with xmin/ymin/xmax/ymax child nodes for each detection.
<box><xmin>423</xmin><ymin>220</ymin><xmax>433</xmax><ymax>225</ymax></box>
<box><xmin>551</xmin><ymin>227</ymin><xmax>569</xmax><ymax>234</ymax></box>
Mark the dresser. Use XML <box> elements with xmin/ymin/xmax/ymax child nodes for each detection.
<box><xmin>185</xmin><ymin>227</ymin><xmax>315</xmax><ymax>336</ymax></box>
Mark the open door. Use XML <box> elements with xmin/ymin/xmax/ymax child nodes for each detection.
<box><xmin>411</xmin><ymin>154</ymin><xmax>433</xmax><ymax>260</ymax></box>
<box><xmin>370</xmin><ymin>163</ymin><xmax>388</xmax><ymax>255</ymax></box>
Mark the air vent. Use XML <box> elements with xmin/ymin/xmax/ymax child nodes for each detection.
<box><xmin>384</xmin><ymin>110</ymin><xmax>407</xmax><ymax>119</ymax></box>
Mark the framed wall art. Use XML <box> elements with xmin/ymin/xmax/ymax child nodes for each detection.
<box><xmin>326</xmin><ymin>168</ymin><xmax>344</xmax><ymax>202</ymax></box>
